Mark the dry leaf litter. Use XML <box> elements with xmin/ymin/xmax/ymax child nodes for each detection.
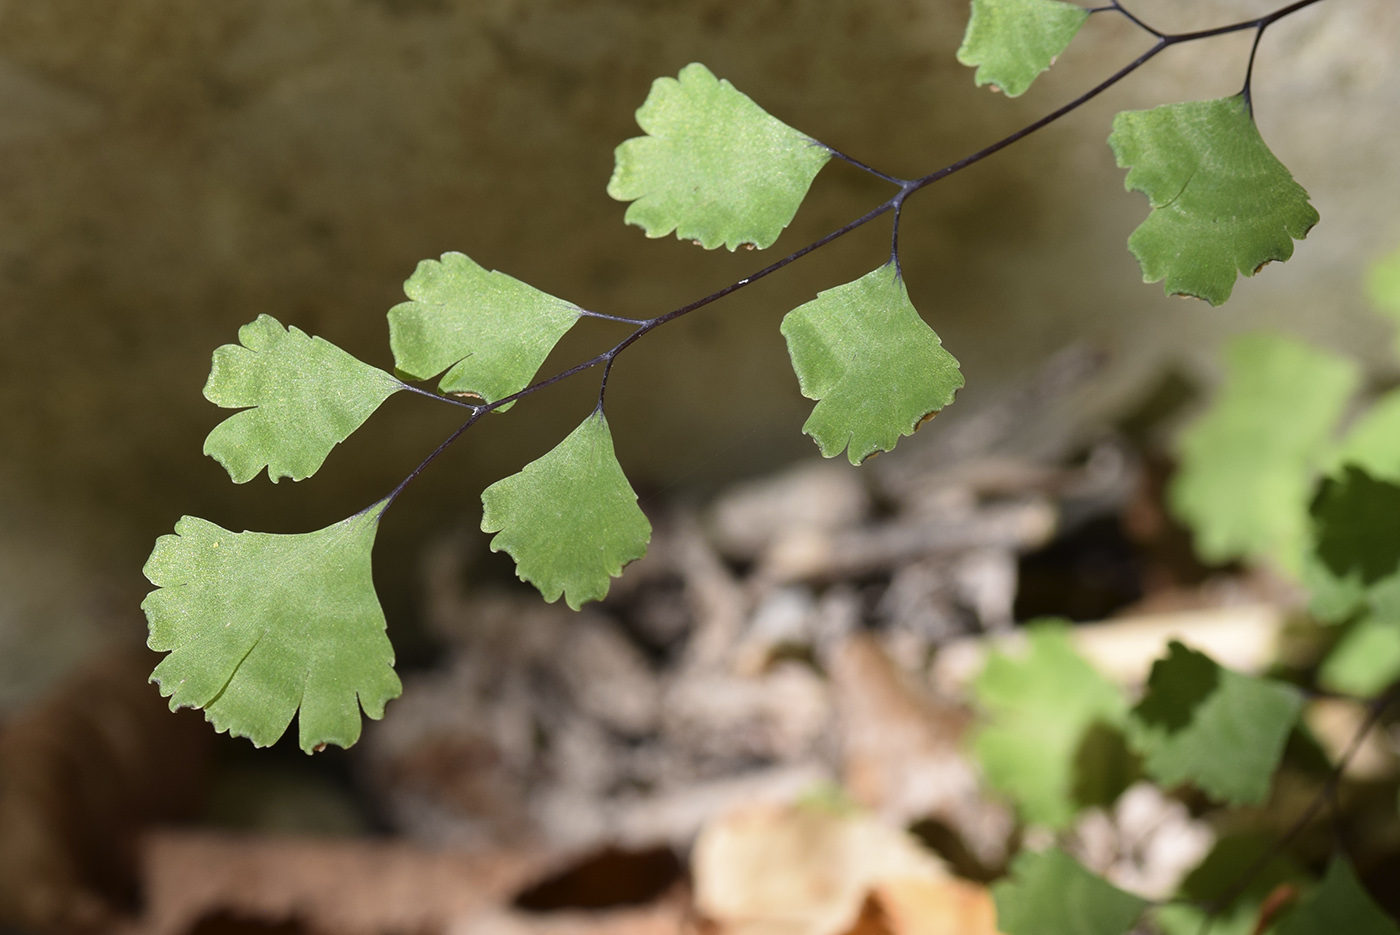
<box><xmin>6</xmin><ymin>348</ymin><xmax>1371</xmax><ymax>935</ymax></box>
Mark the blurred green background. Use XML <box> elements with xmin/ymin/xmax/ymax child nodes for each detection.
<box><xmin>0</xmin><ymin>0</ymin><xmax>1397</xmax><ymax>708</ymax></box>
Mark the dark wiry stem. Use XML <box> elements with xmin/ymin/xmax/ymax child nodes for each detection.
<box><xmin>890</xmin><ymin>193</ymin><xmax>908</xmax><ymax>277</ymax></box>
<box><xmin>378</xmin><ymin>406</ymin><xmax>486</xmax><ymax>512</ymax></box>
<box><xmin>825</xmin><ymin>146</ymin><xmax>911</xmax><ymax>186</ymax></box>
<box><xmin>1241</xmin><ymin>25</ymin><xmax>1267</xmax><ymax>115</ymax></box>
<box><xmin>907</xmin><ymin>38</ymin><xmax>1167</xmax><ymax>195</ymax></box>
<box><xmin>597</xmin><ymin>354</ymin><xmax>618</xmax><ymax>409</ymax></box>
<box><xmin>1202</xmin><ymin>686</ymin><xmax>1400</xmax><ymax>919</ymax></box>
<box><xmin>1108</xmin><ymin>0</ymin><xmax>1164</xmax><ymax>39</ymax></box>
<box><xmin>376</xmin><ymin>0</ymin><xmax>1332</xmax><ymax>510</ymax></box>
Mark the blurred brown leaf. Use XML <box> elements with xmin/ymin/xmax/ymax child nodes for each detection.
<box><xmin>0</xmin><ymin>649</ymin><xmax>210</xmax><ymax>932</ymax></box>
<box><xmin>840</xmin><ymin>878</ymin><xmax>1001</xmax><ymax>935</ymax></box>
<box><xmin>691</xmin><ymin>803</ymin><xmax>947</xmax><ymax>935</ymax></box>
<box><xmin>131</xmin><ymin>830</ymin><xmax>551</xmax><ymax>935</ymax></box>
<box><xmin>829</xmin><ymin>636</ymin><xmax>1012</xmax><ymax>874</ymax></box>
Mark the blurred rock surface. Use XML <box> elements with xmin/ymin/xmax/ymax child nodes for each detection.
<box><xmin>3</xmin><ymin>0</ymin><xmax>1398</xmax><ymax>716</ymax></box>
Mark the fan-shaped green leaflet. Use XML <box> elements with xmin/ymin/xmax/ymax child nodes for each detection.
<box><xmin>480</xmin><ymin>410</ymin><xmax>651</xmax><ymax>610</ymax></box>
<box><xmin>781</xmin><ymin>263</ymin><xmax>963</xmax><ymax>465</ymax></box>
<box><xmin>202</xmin><ymin>314</ymin><xmax>403</xmax><ymax>484</ymax></box>
<box><xmin>142</xmin><ymin>503</ymin><xmax>400</xmax><ymax>754</ymax></box>
<box><xmin>388</xmin><ymin>251</ymin><xmax>581</xmax><ymax>410</ymax></box>
<box><xmin>608</xmin><ymin>63</ymin><xmax>831</xmax><ymax>251</ymax></box>
<box><xmin>1110</xmin><ymin>95</ymin><xmax>1318</xmax><ymax>305</ymax></box>
<box><xmin>957</xmin><ymin>0</ymin><xmax>1090</xmax><ymax>97</ymax></box>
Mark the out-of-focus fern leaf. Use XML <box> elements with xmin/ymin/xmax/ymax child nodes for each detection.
<box><xmin>608</xmin><ymin>63</ymin><xmax>831</xmax><ymax>251</ymax></box>
<box><xmin>972</xmin><ymin>624</ymin><xmax>1127</xmax><ymax>827</ymax></box>
<box><xmin>957</xmin><ymin>0</ymin><xmax>1089</xmax><ymax>97</ymax></box>
<box><xmin>1128</xmin><ymin>641</ymin><xmax>1302</xmax><ymax>805</ymax></box>
<box><xmin>1329</xmin><ymin>390</ymin><xmax>1400</xmax><ymax>483</ymax></box>
<box><xmin>1169</xmin><ymin>333</ymin><xmax>1357</xmax><ymax>570</ymax></box>
<box><xmin>481</xmin><ymin>410</ymin><xmax>651</xmax><ymax>610</ymax></box>
<box><xmin>993</xmin><ymin>848</ymin><xmax>1148</xmax><ymax>935</ymax></box>
<box><xmin>388</xmin><ymin>252</ymin><xmax>580</xmax><ymax>410</ymax></box>
<box><xmin>142</xmin><ymin>505</ymin><xmax>400</xmax><ymax>753</ymax></box>
<box><xmin>781</xmin><ymin>264</ymin><xmax>963</xmax><ymax>465</ymax></box>
<box><xmin>1110</xmin><ymin>95</ymin><xmax>1319</xmax><ymax>305</ymax></box>
<box><xmin>1319</xmin><ymin>616</ymin><xmax>1400</xmax><ymax>696</ymax></box>
<box><xmin>1301</xmin><ymin>548</ymin><xmax>1370</xmax><ymax>624</ymax></box>
<box><xmin>1277</xmin><ymin>858</ymin><xmax>1400</xmax><ymax>935</ymax></box>
<box><xmin>1369</xmin><ymin>245</ymin><xmax>1400</xmax><ymax>338</ymax></box>
<box><xmin>203</xmin><ymin>315</ymin><xmax>403</xmax><ymax>483</ymax></box>
<box><xmin>1312</xmin><ymin>466</ymin><xmax>1400</xmax><ymax>587</ymax></box>
<box><xmin>1156</xmin><ymin>835</ymin><xmax>1310</xmax><ymax>935</ymax></box>
<box><xmin>1305</xmin><ymin>465</ymin><xmax>1400</xmax><ymax>631</ymax></box>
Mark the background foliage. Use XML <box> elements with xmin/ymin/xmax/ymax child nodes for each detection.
<box><xmin>1</xmin><ymin>2</ymin><xmax>1399</xmax><ymax>932</ymax></box>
